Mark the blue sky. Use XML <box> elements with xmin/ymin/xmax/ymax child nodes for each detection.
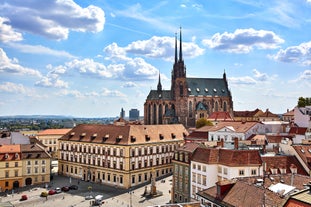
<box><xmin>0</xmin><ymin>0</ymin><xmax>311</xmax><ymax>118</ymax></box>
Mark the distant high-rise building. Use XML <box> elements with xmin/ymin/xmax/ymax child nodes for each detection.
<box><xmin>129</xmin><ymin>109</ymin><xmax>139</xmax><ymax>121</ymax></box>
<box><xmin>120</xmin><ymin>108</ymin><xmax>125</xmax><ymax>119</ymax></box>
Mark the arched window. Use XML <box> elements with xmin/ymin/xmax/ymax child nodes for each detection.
<box><xmin>158</xmin><ymin>104</ymin><xmax>163</xmax><ymax>124</ymax></box>
<box><xmin>215</xmin><ymin>101</ymin><xmax>218</xmax><ymax>112</ymax></box>
<box><xmin>148</xmin><ymin>104</ymin><xmax>151</xmax><ymax>124</ymax></box>
<box><xmin>223</xmin><ymin>102</ymin><xmax>227</xmax><ymax>112</ymax></box>
<box><xmin>179</xmin><ymin>83</ymin><xmax>183</xmax><ymax>97</ymax></box>
<box><xmin>189</xmin><ymin>101</ymin><xmax>193</xmax><ymax>117</ymax></box>
<box><xmin>153</xmin><ymin>104</ymin><xmax>157</xmax><ymax>124</ymax></box>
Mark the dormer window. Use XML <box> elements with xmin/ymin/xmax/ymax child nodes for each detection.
<box><xmin>213</xmin><ymin>88</ymin><xmax>217</xmax><ymax>93</ymax></box>
<box><xmin>145</xmin><ymin>135</ymin><xmax>150</xmax><ymax>141</ymax></box>
<box><xmin>159</xmin><ymin>134</ymin><xmax>164</xmax><ymax>140</ymax></box>
<box><xmin>188</xmin><ymin>88</ymin><xmax>191</xmax><ymax>92</ymax></box>
<box><xmin>102</xmin><ymin>134</ymin><xmax>109</xmax><ymax>142</ymax></box>
<box><xmin>15</xmin><ymin>153</ymin><xmax>19</xmax><ymax>158</ymax></box>
<box><xmin>171</xmin><ymin>133</ymin><xmax>176</xmax><ymax>139</ymax></box>
<box><xmin>4</xmin><ymin>153</ymin><xmax>8</xmax><ymax>159</ymax></box>
<box><xmin>196</xmin><ymin>88</ymin><xmax>200</xmax><ymax>92</ymax></box>
<box><xmin>205</xmin><ymin>88</ymin><xmax>208</xmax><ymax>93</ymax></box>
<box><xmin>116</xmin><ymin>135</ymin><xmax>123</xmax><ymax>142</ymax></box>
<box><xmin>130</xmin><ymin>136</ymin><xmax>136</xmax><ymax>143</ymax></box>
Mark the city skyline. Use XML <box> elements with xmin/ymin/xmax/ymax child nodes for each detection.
<box><xmin>1</xmin><ymin>0</ymin><xmax>311</xmax><ymax>117</ymax></box>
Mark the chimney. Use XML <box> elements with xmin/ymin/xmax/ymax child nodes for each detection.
<box><xmin>234</xmin><ymin>137</ymin><xmax>238</xmax><ymax>150</ymax></box>
<box><xmin>216</xmin><ymin>180</ymin><xmax>235</xmax><ymax>199</ymax></box>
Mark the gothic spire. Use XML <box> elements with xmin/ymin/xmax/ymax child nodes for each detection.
<box><xmin>179</xmin><ymin>27</ymin><xmax>183</xmax><ymax>62</ymax></box>
<box><xmin>157</xmin><ymin>72</ymin><xmax>162</xmax><ymax>92</ymax></box>
<box><xmin>175</xmin><ymin>32</ymin><xmax>178</xmax><ymax>64</ymax></box>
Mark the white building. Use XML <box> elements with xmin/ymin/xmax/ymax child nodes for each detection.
<box><xmin>294</xmin><ymin>106</ymin><xmax>311</xmax><ymax>128</ymax></box>
<box><xmin>190</xmin><ymin>147</ymin><xmax>263</xmax><ymax>200</ymax></box>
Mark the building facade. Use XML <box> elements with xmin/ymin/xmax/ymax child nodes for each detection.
<box><xmin>36</xmin><ymin>128</ymin><xmax>71</xmax><ymax>158</ymax></box>
<box><xmin>21</xmin><ymin>144</ymin><xmax>51</xmax><ymax>187</ymax></box>
<box><xmin>58</xmin><ymin>123</ymin><xmax>187</xmax><ymax>189</ymax></box>
<box><xmin>172</xmin><ymin>142</ymin><xmax>200</xmax><ymax>203</ymax></box>
<box><xmin>0</xmin><ymin>145</ymin><xmax>22</xmax><ymax>192</ymax></box>
<box><xmin>144</xmin><ymin>29</ymin><xmax>233</xmax><ymax>128</ymax></box>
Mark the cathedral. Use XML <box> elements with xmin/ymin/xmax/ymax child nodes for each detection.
<box><xmin>144</xmin><ymin>29</ymin><xmax>233</xmax><ymax>128</ymax></box>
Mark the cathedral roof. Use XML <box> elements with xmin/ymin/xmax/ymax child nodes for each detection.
<box><xmin>186</xmin><ymin>77</ymin><xmax>230</xmax><ymax>97</ymax></box>
<box><xmin>146</xmin><ymin>90</ymin><xmax>172</xmax><ymax>100</ymax></box>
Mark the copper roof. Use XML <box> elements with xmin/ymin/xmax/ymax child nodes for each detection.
<box><xmin>59</xmin><ymin>124</ymin><xmax>188</xmax><ymax>145</ymax></box>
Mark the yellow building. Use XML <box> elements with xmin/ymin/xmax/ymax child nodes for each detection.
<box><xmin>58</xmin><ymin>123</ymin><xmax>187</xmax><ymax>189</ymax></box>
<box><xmin>36</xmin><ymin>128</ymin><xmax>71</xmax><ymax>158</ymax></box>
<box><xmin>0</xmin><ymin>145</ymin><xmax>23</xmax><ymax>192</ymax></box>
<box><xmin>21</xmin><ymin>144</ymin><xmax>51</xmax><ymax>187</ymax></box>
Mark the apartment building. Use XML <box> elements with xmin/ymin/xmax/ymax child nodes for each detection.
<box><xmin>0</xmin><ymin>144</ymin><xmax>22</xmax><ymax>192</ymax></box>
<box><xmin>36</xmin><ymin>128</ymin><xmax>71</xmax><ymax>158</ymax></box>
<box><xmin>172</xmin><ymin>142</ymin><xmax>200</xmax><ymax>203</ymax></box>
<box><xmin>190</xmin><ymin>147</ymin><xmax>263</xmax><ymax>200</ymax></box>
<box><xmin>58</xmin><ymin>123</ymin><xmax>187</xmax><ymax>189</ymax></box>
<box><xmin>21</xmin><ymin>144</ymin><xmax>51</xmax><ymax>187</ymax></box>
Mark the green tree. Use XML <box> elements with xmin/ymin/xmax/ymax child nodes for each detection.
<box><xmin>298</xmin><ymin>97</ymin><xmax>306</xmax><ymax>107</ymax></box>
<box><xmin>196</xmin><ymin>118</ymin><xmax>213</xmax><ymax>128</ymax></box>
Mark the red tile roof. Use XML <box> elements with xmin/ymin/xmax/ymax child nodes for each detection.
<box><xmin>192</xmin><ymin>147</ymin><xmax>262</xmax><ymax>166</ymax></box>
<box><xmin>59</xmin><ymin>124</ymin><xmax>188</xmax><ymax>145</ymax></box>
<box><xmin>207</xmin><ymin>111</ymin><xmax>234</xmax><ymax>121</ymax></box>
<box><xmin>204</xmin><ymin>121</ymin><xmax>262</xmax><ymax>133</ymax></box>
<box><xmin>233</xmin><ymin>108</ymin><xmax>261</xmax><ymax>117</ymax></box>
<box><xmin>288</xmin><ymin>127</ymin><xmax>308</xmax><ymax>135</ymax></box>
<box><xmin>37</xmin><ymin>128</ymin><xmax>72</xmax><ymax>136</ymax></box>
<box><xmin>292</xmin><ymin>145</ymin><xmax>311</xmax><ymax>172</ymax></box>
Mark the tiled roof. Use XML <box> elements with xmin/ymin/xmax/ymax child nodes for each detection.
<box><xmin>146</xmin><ymin>90</ymin><xmax>172</xmax><ymax>100</ymax></box>
<box><xmin>186</xmin><ymin>78</ymin><xmax>230</xmax><ymax>97</ymax></box>
<box><xmin>258</xmin><ymin>109</ymin><xmax>280</xmax><ymax>118</ymax></box>
<box><xmin>288</xmin><ymin>127</ymin><xmax>308</xmax><ymax>135</ymax></box>
<box><xmin>204</xmin><ymin>121</ymin><xmax>262</xmax><ymax>133</ymax></box>
<box><xmin>292</xmin><ymin>145</ymin><xmax>311</xmax><ymax>171</ymax></box>
<box><xmin>198</xmin><ymin>180</ymin><xmax>285</xmax><ymax>207</ymax></box>
<box><xmin>233</xmin><ymin>108</ymin><xmax>262</xmax><ymax>117</ymax></box>
<box><xmin>261</xmin><ymin>155</ymin><xmax>308</xmax><ymax>175</ymax></box>
<box><xmin>192</xmin><ymin>147</ymin><xmax>262</xmax><ymax>166</ymax></box>
<box><xmin>59</xmin><ymin>124</ymin><xmax>188</xmax><ymax>145</ymax></box>
<box><xmin>37</xmin><ymin>128</ymin><xmax>72</xmax><ymax>136</ymax></box>
<box><xmin>207</xmin><ymin>112</ymin><xmax>233</xmax><ymax>121</ymax></box>
<box><xmin>284</xmin><ymin>188</ymin><xmax>311</xmax><ymax>207</ymax></box>
<box><xmin>176</xmin><ymin>142</ymin><xmax>200</xmax><ymax>153</ymax></box>
<box><xmin>20</xmin><ymin>144</ymin><xmax>51</xmax><ymax>159</ymax></box>
<box><xmin>186</xmin><ymin>131</ymin><xmax>208</xmax><ymax>140</ymax></box>
<box><xmin>283</xmin><ymin>109</ymin><xmax>295</xmax><ymax>116</ymax></box>
<box><xmin>266</xmin><ymin>135</ymin><xmax>293</xmax><ymax>143</ymax></box>
<box><xmin>0</xmin><ymin>144</ymin><xmax>21</xmax><ymax>161</ymax></box>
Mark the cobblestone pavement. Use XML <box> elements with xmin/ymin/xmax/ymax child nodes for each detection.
<box><xmin>0</xmin><ymin>175</ymin><xmax>173</xmax><ymax>207</ymax></box>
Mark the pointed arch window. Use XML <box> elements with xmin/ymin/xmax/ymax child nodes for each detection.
<box><xmin>223</xmin><ymin>101</ymin><xmax>227</xmax><ymax>112</ymax></box>
<box><xmin>189</xmin><ymin>101</ymin><xmax>193</xmax><ymax>118</ymax></box>
<box><xmin>179</xmin><ymin>83</ymin><xmax>183</xmax><ymax>97</ymax></box>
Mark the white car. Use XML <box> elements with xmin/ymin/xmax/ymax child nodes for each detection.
<box><xmin>55</xmin><ymin>187</ymin><xmax>62</xmax><ymax>194</ymax></box>
<box><xmin>85</xmin><ymin>195</ymin><xmax>94</xmax><ymax>200</ymax></box>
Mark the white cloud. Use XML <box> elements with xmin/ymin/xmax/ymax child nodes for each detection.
<box><xmin>252</xmin><ymin>69</ymin><xmax>269</xmax><ymax>81</ymax></box>
<box><xmin>7</xmin><ymin>43</ymin><xmax>76</xmax><ymax>58</ymax></box>
<box><xmin>202</xmin><ymin>28</ymin><xmax>284</xmax><ymax>53</ymax></box>
<box><xmin>228</xmin><ymin>76</ymin><xmax>257</xmax><ymax>85</ymax></box>
<box><xmin>0</xmin><ymin>48</ymin><xmax>42</xmax><ymax>77</ymax></box>
<box><xmin>272</xmin><ymin>41</ymin><xmax>311</xmax><ymax>66</ymax></box>
<box><xmin>0</xmin><ymin>0</ymin><xmax>105</xmax><ymax>40</ymax></box>
<box><xmin>0</xmin><ymin>17</ymin><xmax>23</xmax><ymax>43</ymax></box>
<box><xmin>0</xmin><ymin>82</ymin><xmax>26</xmax><ymax>93</ymax></box>
<box><xmin>35</xmin><ymin>76</ymin><xmax>68</xmax><ymax>88</ymax></box>
<box><xmin>122</xmin><ymin>82</ymin><xmax>137</xmax><ymax>88</ymax></box>
<box><xmin>101</xmin><ymin>88</ymin><xmax>126</xmax><ymax>97</ymax></box>
<box><xmin>125</xmin><ymin>36</ymin><xmax>204</xmax><ymax>60</ymax></box>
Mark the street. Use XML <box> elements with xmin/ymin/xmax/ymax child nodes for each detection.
<box><xmin>0</xmin><ymin>174</ymin><xmax>173</xmax><ymax>207</ymax></box>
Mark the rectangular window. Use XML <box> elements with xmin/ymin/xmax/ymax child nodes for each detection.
<box><xmin>224</xmin><ymin>168</ymin><xmax>228</xmax><ymax>175</ymax></box>
<box><xmin>15</xmin><ymin>170</ymin><xmax>18</xmax><ymax>177</ymax></box>
<box><xmin>192</xmin><ymin>163</ymin><xmax>196</xmax><ymax>170</ymax></box>
<box><xmin>239</xmin><ymin>169</ymin><xmax>244</xmax><ymax>176</ymax></box>
<box><xmin>15</xmin><ymin>162</ymin><xmax>18</xmax><ymax>167</ymax></box>
<box><xmin>5</xmin><ymin>171</ymin><xmax>9</xmax><ymax>178</ymax></box>
<box><xmin>251</xmin><ymin>169</ymin><xmax>257</xmax><ymax>175</ymax></box>
<box><xmin>218</xmin><ymin>166</ymin><xmax>222</xmax><ymax>173</ymax></box>
<box><xmin>27</xmin><ymin>168</ymin><xmax>31</xmax><ymax>174</ymax></box>
<box><xmin>5</xmin><ymin>162</ymin><xmax>9</xmax><ymax>168</ymax></box>
<box><xmin>27</xmin><ymin>160</ymin><xmax>31</xmax><ymax>165</ymax></box>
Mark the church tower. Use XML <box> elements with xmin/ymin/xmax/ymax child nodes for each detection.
<box><xmin>171</xmin><ymin>27</ymin><xmax>187</xmax><ymax>100</ymax></box>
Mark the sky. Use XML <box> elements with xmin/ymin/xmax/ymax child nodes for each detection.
<box><xmin>0</xmin><ymin>0</ymin><xmax>311</xmax><ymax>118</ymax></box>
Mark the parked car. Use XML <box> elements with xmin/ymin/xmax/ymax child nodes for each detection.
<box><xmin>85</xmin><ymin>195</ymin><xmax>93</xmax><ymax>200</ymax></box>
<box><xmin>40</xmin><ymin>191</ymin><xmax>48</xmax><ymax>197</ymax></box>
<box><xmin>48</xmin><ymin>189</ymin><xmax>56</xmax><ymax>195</ymax></box>
<box><xmin>55</xmin><ymin>187</ymin><xmax>62</xmax><ymax>194</ymax></box>
<box><xmin>20</xmin><ymin>194</ymin><xmax>28</xmax><ymax>201</ymax></box>
<box><xmin>69</xmin><ymin>185</ymin><xmax>78</xmax><ymax>190</ymax></box>
<box><xmin>61</xmin><ymin>186</ymin><xmax>70</xmax><ymax>192</ymax></box>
